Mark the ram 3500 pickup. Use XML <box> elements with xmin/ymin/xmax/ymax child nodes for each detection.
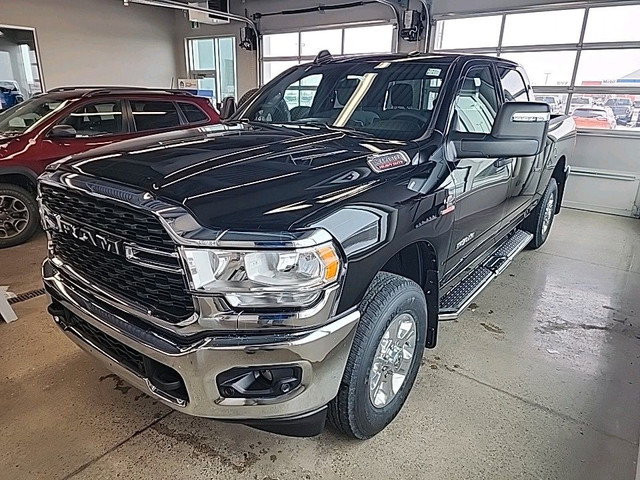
<box><xmin>40</xmin><ymin>53</ymin><xmax>575</xmax><ymax>439</ymax></box>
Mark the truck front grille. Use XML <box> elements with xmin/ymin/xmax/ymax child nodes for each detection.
<box><xmin>41</xmin><ymin>183</ymin><xmax>195</xmax><ymax>323</ymax></box>
<box><xmin>40</xmin><ymin>184</ymin><xmax>174</xmax><ymax>252</ymax></box>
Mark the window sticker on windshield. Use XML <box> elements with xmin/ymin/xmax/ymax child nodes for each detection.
<box><xmin>426</xmin><ymin>68</ymin><xmax>442</xmax><ymax>76</ymax></box>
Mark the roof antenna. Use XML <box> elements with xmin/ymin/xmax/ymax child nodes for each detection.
<box><xmin>314</xmin><ymin>50</ymin><xmax>333</xmax><ymax>64</ymax></box>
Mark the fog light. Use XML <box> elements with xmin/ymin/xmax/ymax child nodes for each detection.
<box><xmin>217</xmin><ymin>366</ymin><xmax>302</xmax><ymax>399</ymax></box>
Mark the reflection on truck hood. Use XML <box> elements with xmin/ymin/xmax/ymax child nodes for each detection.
<box><xmin>59</xmin><ymin>123</ymin><xmax>420</xmax><ymax>231</ymax></box>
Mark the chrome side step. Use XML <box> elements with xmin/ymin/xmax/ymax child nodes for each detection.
<box><xmin>438</xmin><ymin>229</ymin><xmax>533</xmax><ymax>320</ymax></box>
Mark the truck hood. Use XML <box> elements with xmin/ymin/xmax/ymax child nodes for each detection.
<box><xmin>59</xmin><ymin>123</ymin><xmax>420</xmax><ymax>231</ymax></box>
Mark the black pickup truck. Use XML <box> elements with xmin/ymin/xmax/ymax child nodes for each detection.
<box><xmin>39</xmin><ymin>53</ymin><xmax>575</xmax><ymax>439</ymax></box>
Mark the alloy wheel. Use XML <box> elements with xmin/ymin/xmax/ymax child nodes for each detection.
<box><xmin>369</xmin><ymin>312</ymin><xmax>417</xmax><ymax>408</ymax></box>
<box><xmin>0</xmin><ymin>194</ymin><xmax>30</xmax><ymax>239</ymax></box>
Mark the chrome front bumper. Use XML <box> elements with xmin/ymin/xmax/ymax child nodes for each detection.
<box><xmin>43</xmin><ymin>259</ymin><xmax>359</xmax><ymax>421</ymax></box>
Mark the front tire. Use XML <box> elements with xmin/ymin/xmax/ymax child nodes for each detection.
<box><xmin>0</xmin><ymin>184</ymin><xmax>39</xmax><ymax>249</ymax></box>
<box><xmin>522</xmin><ymin>178</ymin><xmax>558</xmax><ymax>249</ymax></box>
<box><xmin>329</xmin><ymin>272</ymin><xmax>427</xmax><ymax>439</ymax></box>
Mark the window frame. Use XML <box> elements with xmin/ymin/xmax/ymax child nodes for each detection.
<box><xmin>261</xmin><ymin>22</ymin><xmax>396</xmax><ymax>85</ymax></box>
<box><xmin>497</xmin><ymin>66</ymin><xmax>531</xmax><ymax>102</ymax></box>
<box><xmin>126</xmin><ymin>99</ymin><xmax>186</xmax><ymax>134</ymax></box>
<box><xmin>431</xmin><ymin>1</ymin><xmax>640</xmax><ymax>135</ymax></box>
<box><xmin>177</xmin><ymin>101</ymin><xmax>211</xmax><ymax>126</ymax></box>
<box><xmin>185</xmin><ymin>35</ymin><xmax>238</xmax><ymax>103</ymax></box>
<box><xmin>450</xmin><ymin>63</ymin><xmax>501</xmax><ymax>135</ymax></box>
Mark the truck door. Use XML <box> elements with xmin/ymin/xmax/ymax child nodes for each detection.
<box><xmin>496</xmin><ymin>66</ymin><xmax>542</xmax><ymax>227</ymax></box>
<box><xmin>445</xmin><ymin>64</ymin><xmax>512</xmax><ymax>275</ymax></box>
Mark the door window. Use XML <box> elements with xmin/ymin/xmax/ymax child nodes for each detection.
<box><xmin>498</xmin><ymin>67</ymin><xmax>530</xmax><ymax>102</ymax></box>
<box><xmin>130</xmin><ymin>100</ymin><xmax>181</xmax><ymax>132</ymax></box>
<box><xmin>453</xmin><ymin>67</ymin><xmax>499</xmax><ymax>134</ymax></box>
<box><xmin>57</xmin><ymin>101</ymin><xmax>124</xmax><ymax>137</ymax></box>
<box><xmin>178</xmin><ymin>102</ymin><xmax>209</xmax><ymax>124</ymax></box>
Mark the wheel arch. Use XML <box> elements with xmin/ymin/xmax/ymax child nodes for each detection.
<box><xmin>0</xmin><ymin>167</ymin><xmax>38</xmax><ymax>195</ymax></box>
<box><xmin>378</xmin><ymin>240</ymin><xmax>439</xmax><ymax>348</ymax></box>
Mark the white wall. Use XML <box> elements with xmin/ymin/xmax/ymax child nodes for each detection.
<box><xmin>0</xmin><ymin>0</ymin><xmax>179</xmax><ymax>89</ymax></box>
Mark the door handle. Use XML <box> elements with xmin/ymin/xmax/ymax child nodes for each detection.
<box><xmin>494</xmin><ymin>158</ymin><xmax>514</xmax><ymax>168</ymax></box>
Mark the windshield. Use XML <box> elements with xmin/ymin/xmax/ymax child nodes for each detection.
<box><xmin>0</xmin><ymin>96</ymin><xmax>67</xmax><ymax>135</ymax></box>
<box><xmin>239</xmin><ymin>60</ymin><xmax>449</xmax><ymax>141</ymax></box>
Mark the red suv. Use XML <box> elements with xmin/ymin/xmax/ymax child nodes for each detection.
<box><xmin>0</xmin><ymin>87</ymin><xmax>220</xmax><ymax>247</ymax></box>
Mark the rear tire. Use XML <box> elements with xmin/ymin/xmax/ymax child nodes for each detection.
<box><xmin>522</xmin><ymin>178</ymin><xmax>557</xmax><ymax>249</ymax></box>
<box><xmin>328</xmin><ymin>272</ymin><xmax>427</xmax><ymax>439</ymax></box>
<box><xmin>0</xmin><ymin>183</ymin><xmax>39</xmax><ymax>249</ymax></box>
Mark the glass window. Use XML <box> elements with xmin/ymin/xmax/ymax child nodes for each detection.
<box><xmin>242</xmin><ymin>61</ymin><xmax>449</xmax><ymax>141</ymax></box>
<box><xmin>58</xmin><ymin>101</ymin><xmax>123</xmax><ymax>137</ymax></box>
<box><xmin>130</xmin><ymin>101</ymin><xmax>181</xmax><ymax>132</ymax></box>
<box><xmin>301</xmin><ymin>29</ymin><xmax>342</xmax><ymax>56</ymax></box>
<box><xmin>284</xmin><ymin>74</ymin><xmax>323</xmax><ymax>110</ymax></box>
<box><xmin>434</xmin><ymin>16</ymin><xmax>502</xmax><ymax>50</ymax></box>
<box><xmin>262</xmin><ymin>25</ymin><xmax>393</xmax><ymax>87</ymax></box>
<box><xmin>584</xmin><ymin>5</ymin><xmax>640</xmax><ymax>43</ymax></box>
<box><xmin>575</xmin><ymin>49</ymin><xmax>640</xmax><ymax>88</ymax></box>
<box><xmin>263</xmin><ymin>60</ymin><xmax>300</xmax><ymax>83</ymax></box>
<box><xmin>453</xmin><ymin>67</ymin><xmax>499</xmax><ymax>134</ymax></box>
<box><xmin>217</xmin><ymin>37</ymin><xmax>236</xmax><ymax>99</ymax></box>
<box><xmin>0</xmin><ymin>96</ymin><xmax>65</xmax><ymax>134</ymax></box>
<box><xmin>501</xmin><ymin>51</ymin><xmax>577</xmax><ymax>87</ymax></box>
<box><xmin>263</xmin><ymin>33</ymin><xmax>299</xmax><ymax>57</ymax></box>
<box><xmin>343</xmin><ymin>25</ymin><xmax>394</xmax><ymax>54</ymax></box>
<box><xmin>498</xmin><ymin>67</ymin><xmax>529</xmax><ymax>102</ymax></box>
<box><xmin>187</xmin><ymin>36</ymin><xmax>237</xmax><ymax>103</ymax></box>
<box><xmin>502</xmin><ymin>9</ymin><xmax>585</xmax><ymax>46</ymax></box>
<box><xmin>178</xmin><ymin>102</ymin><xmax>209</xmax><ymax>124</ymax></box>
<box><xmin>569</xmin><ymin>94</ymin><xmax>639</xmax><ymax>131</ymax></box>
<box><xmin>189</xmin><ymin>38</ymin><xmax>215</xmax><ymax>71</ymax></box>
<box><xmin>533</xmin><ymin>93</ymin><xmax>568</xmax><ymax>114</ymax></box>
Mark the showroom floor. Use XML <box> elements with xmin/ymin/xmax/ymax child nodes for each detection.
<box><xmin>1</xmin><ymin>208</ymin><xmax>638</xmax><ymax>480</ymax></box>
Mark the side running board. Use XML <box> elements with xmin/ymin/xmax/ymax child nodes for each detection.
<box><xmin>438</xmin><ymin>229</ymin><xmax>533</xmax><ymax>320</ymax></box>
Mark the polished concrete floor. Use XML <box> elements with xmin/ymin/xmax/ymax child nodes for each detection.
<box><xmin>1</xmin><ymin>208</ymin><xmax>639</xmax><ymax>480</ymax></box>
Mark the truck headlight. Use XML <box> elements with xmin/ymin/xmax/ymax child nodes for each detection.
<box><xmin>182</xmin><ymin>243</ymin><xmax>341</xmax><ymax>308</ymax></box>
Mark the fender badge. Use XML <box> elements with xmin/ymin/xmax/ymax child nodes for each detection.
<box><xmin>367</xmin><ymin>151</ymin><xmax>411</xmax><ymax>173</ymax></box>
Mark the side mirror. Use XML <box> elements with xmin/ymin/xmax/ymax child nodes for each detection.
<box><xmin>49</xmin><ymin>124</ymin><xmax>77</xmax><ymax>139</ymax></box>
<box><xmin>219</xmin><ymin>96</ymin><xmax>237</xmax><ymax>120</ymax></box>
<box><xmin>452</xmin><ymin>102</ymin><xmax>550</xmax><ymax>159</ymax></box>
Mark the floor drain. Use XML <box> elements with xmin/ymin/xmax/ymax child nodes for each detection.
<box><xmin>8</xmin><ymin>288</ymin><xmax>46</xmax><ymax>305</ymax></box>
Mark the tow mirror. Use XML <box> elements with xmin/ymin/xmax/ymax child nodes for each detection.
<box><xmin>219</xmin><ymin>96</ymin><xmax>237</xmax><ymax>120</ymax></box>
<box><xmin>49</xmin><ymin>124</ymin><xmax>77</xmax><ymax>139</ymax></box>
<box><xmin>452</xmin><ymin>102</ymin><xmax>550</xmax><ymax>158</ymax></box>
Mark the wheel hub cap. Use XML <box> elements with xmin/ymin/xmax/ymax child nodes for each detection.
<box><xmin>369</xmin><ymin>313</ymin><xmax>417</xmax><ymax>408</ymax></box>
<box><xmin>0</xmin><ymin>195</ymin><xmax>29</xmax><ymax>239</ymax></box>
